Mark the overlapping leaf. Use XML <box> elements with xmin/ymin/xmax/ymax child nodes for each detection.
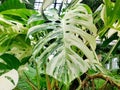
<box><xmin>100</xmin><ymin>0</ymin><xmax>120</xmax><ymax>34</ymax></box>
<box><xmin>0</xmin><ymin>14</ymin><xmax>31</xmax><ymax>58</ymax></box>
<box><xmin>100</xmin><ymin>0</ymin><xmax>120</xmax><ymax>63</ymax></box>
<box><xmin>0</xmin><ymin>0</ymin><xmax>26</xmax><ymax>12</ymax></box>
<box><xmin>0</xmin><ymin>1</ymin><xmax>36</xmax><ymax>58</ymax></box>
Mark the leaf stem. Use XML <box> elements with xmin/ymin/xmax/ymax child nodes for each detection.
<box><xmin>97</xmin><ymin>25</ymin><xmax>109</xmax><ymax>38</ymax></box>
<box><xmin>76</xmin><ymin>77</ymin><xmax>82</xmax><ymax>90</ymax></box>
<box><xmin>45</xmin><ymin>74</ymin><xmax>52</xmax><ymax>90</ymax></box>
<box><xmin>35</xmin><ymin>61</ymin><xmax>41</xmax><ymax>89</ymax></box>
<box><xmin>82</xmin><ymin>73</ymin><xmax>120</xmax><ymax>89</ymax></box>
<box><xmin>103</xmin><ymin>37</ymin><xmax>120</xmax><ymax>64</ymax></box>
<box><xmin>24</xmin><ymin>72</ymin><xmax>38</xmax><ymax>90</ymax></box>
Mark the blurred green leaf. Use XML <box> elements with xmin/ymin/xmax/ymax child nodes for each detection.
<box><xmin>0</xmin><ymin>9</ymin><xmax>37</xmax><ymax>24</ymax></box>
<box><xmin>0</xmin><ymin>54</ymin><xmax>21</xmax><ymax>69</ymax></box>
<box><xmin>0</xmin><ymin>0</ymin><xmax>26</xmax><ymax>12</ymax></box>
<box><xmin>0</xmin><ymin>62</ymin><xmax>9</xmax><ymax>70</ymax></box>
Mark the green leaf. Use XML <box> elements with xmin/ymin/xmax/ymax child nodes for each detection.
<box><xmin>0</xmin><ymin>54</ymin><xmax>21</xmax><ymax>69</ymax></box>
<box><xmin>0</xmin><ymin>0</ymin><xmax>26</xmax><ymax>12</ymax></box>
<box><xmin>0</xmin><ymin>9</ymin><xmax>32</xmax><ymax>56</ymax></box>
<box><xmin>0</xmin><ymin>15</ymin><xmax>27</xmax><ymax>34</ymax></box>
<box><xmin>0</xmin><ymin>62</ymin><xmax>9</xmax><ymax>70</ymax></box>
<box><xmin>100</xmin><ymin>0</ymin><xmax>120</xmax><ymax>38</ymax></box>
<box><xmin>0</xmin><ymin>9</ymin><xmax>37</xmax><ymax>24</ymax></box>
<box><xmin>20</xmin><ymin>56</ymin><xmax>30</xmax><ymax>65</ymax></box>
<box><xmin>101</xmin><ymin>0</ymin><xmax>114</xmax><ymax>25</ymax></box>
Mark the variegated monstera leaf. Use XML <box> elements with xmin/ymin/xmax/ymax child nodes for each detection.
<box><xmin>28</xmin><ymin>2</ymin><xmax>102</xmax><ymax>84</ymax></box>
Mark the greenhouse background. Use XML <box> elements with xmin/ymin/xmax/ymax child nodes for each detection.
<box><xmin>34</xmin><ymin>0</ymin><xmax>72</xmax><ymax>10</ymax></box>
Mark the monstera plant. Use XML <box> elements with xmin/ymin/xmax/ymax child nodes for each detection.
<box><xmin>26</xmin><ymin>0</ymin><xmax>104</xmax><ymax>89</ymax></box>
<box><xmin>28</xmin><ymin>0</ymin><xmax>102</xmax><ymax>84</ymax></box>
<box><xmin>27</xmin><ymin>0</ymin><xmax>120</xmax><ymax>89</ymax></box>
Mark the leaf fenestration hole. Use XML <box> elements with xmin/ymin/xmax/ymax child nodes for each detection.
<box><xmin>5</xmin><ymin>76</ymin><xmax>15</xmax><ymax>85</ymax></box>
